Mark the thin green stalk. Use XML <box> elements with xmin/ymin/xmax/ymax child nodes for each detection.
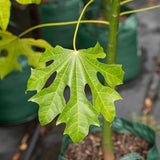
<box><xmin>120</xmin><ymin>4</ymin><xmax>160</xmax><ymax>16</ymax></box>
<box><xmin>103</xmin><ymin>0</ymin><xmax>111</xmax><ymax>21</ymax></box>
<box><xmin>103</xmin><ymin>0</ymin><xmax>121</xmax><ymax>160</ymax></box>
<box><xmin>120</xmin><ymin>0</ymin><xmax>133</xmax><ymax>5</ymax></box>
<box><xmin>18</xmin><ymin>20</ymin><xmax>109</xmax><ymax>38</ymax></box>
<box><xmin>73</xmin><ymin>0</ymin><xmax>94</xmax><ymax>51</ymax></box>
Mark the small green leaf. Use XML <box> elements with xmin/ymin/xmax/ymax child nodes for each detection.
<box><xmin>16</xmin><ymin>0</ymin><xmax>41</xmax><ymax>4</ymax></box>
<box><xmin>0</xmin><ymin>0</ymin><xmax>11</xmax><ymax>31</ymax></box>
<box><xmin>0</xmin><ymin>30</ymin><xmax>50</xmax><ymax>79</ymax></box>
<box><xmin>27</xmin><ymin>43</ymin><xmax>124</xmax><ymax>143</ymax></box>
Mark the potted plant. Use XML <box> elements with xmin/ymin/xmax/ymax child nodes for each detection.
<box><xmin>55</xmin><ymin>1</ymin><xmax>159</xmax><ymax>159</ymax></box>
<box><xmin>26</xmin><ymin>0</ymin><xmax>159</xmax><ymax>159</ymax></box>
<box><xmin>0</xmin><ymin>0</ymin><xmax>160</xmax><ymax>159</ymax></box>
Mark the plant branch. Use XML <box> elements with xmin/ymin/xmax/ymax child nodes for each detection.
<box><xmin>73</xmin><ymin>0</ymin><xmax>94</xmax><ymax>51</ymax></box>
<box><xmin>18</xmin><ymin>20</ymin><xmax>109</xmax><ymax>38</ymax></box>
<box><xmin>120</xmin><ymin>4</ymin><xmax>160</xmax><ymax>16</ymax></box>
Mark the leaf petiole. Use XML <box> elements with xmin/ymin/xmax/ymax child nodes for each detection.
<box><xmin>73</xmin><ymin>0</ymin><xmax>94</xmax><ymax>51</ymax></box>
<box><xmin>120</xmin><ymin>0</ymin><xmax>134</xmax><ymax>5</ymax></box>
<box><xmin>18</xmin><ymin>20</ymin><xmax>109</xmax><ymax>38</ymax></box>
<box><xmin>120</xmin><ymin>4</ymin><xmax>160</xmax><ymax>16</ymax></box>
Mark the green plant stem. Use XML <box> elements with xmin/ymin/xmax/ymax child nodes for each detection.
<box><xmin>103</xmin><ymin>0</ymin><xmax>111</xmax><ymax>21</ymax></box>
<box><xmin>18</xmin><ymin>20</ymin><xmax>109</xmax><ymax>38</ymax></box>
<box><xmin>103</xmin><ymin>0</ymin><xmax>121</xmax><ymax>160</ymax></box>
<box><xmin>102</xmin><ymin>119</ymin><xmax>114</xmax><ymax>160</ymax></box>
<box><xmin>106</xmin><ymin>0</ymin><xmax>120</xmax><ymax>65</ymax></box>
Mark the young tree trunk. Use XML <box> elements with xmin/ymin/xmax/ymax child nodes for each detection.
<box><xmin>102</xmin><ymin>0</ymin><xmax>121</xmax><ymax>160</ymax></box>
<box><xmin>102</xmin><ymin>119</ymin><xmax>114</xmax><ymax>160</ymax></box>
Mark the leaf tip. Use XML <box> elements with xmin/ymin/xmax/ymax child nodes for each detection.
<box><xmin>95</xmin><ymin>41</ymin><xmax>104</xmax><ymax>50</ymax></box>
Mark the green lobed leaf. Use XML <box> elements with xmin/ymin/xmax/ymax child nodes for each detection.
<box><xmin>16</xmin><ymin>0</ymin><xmax>41</xmax><ymax>4</ymax></box>
<box><xmin>27</xmin><ymin>43</ymin><xmax>124</xmax><ymax>143</ymax></box>
<box><xmin>0</xmin><ymin>30</ymin><xmax>50</xmax><ymax>79</ymax></box>
<box><xmin>0</xmin><ymin>0</ymin><xmax>11</xmax><ymax>31</ymax></box>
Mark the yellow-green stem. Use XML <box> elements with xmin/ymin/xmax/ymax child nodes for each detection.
<box><xmin>73</xmin><ymin>0</ymin><xmax>94</xmax><ymax>51</ymax></box>
<box><xmin>120</xmin><ymin>4</ymin><xmax>160</xmax><ymax>16</ymax></box>
<box><xmin>120</xmin><ymin>0</ymin><xmax>133</xmax><ymax>5</ymax></box>
<box><xmin>18</xmin><ymin>20</ymin><xmax>109</xmax><ymax>38</ymax></box>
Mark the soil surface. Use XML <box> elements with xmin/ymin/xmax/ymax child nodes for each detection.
<box><xmin>64</xmin><ymin>131</ymin><xmax>152</xmax><ymax>160</ymax></box>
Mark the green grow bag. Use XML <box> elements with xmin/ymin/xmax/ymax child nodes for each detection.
<box><xmin>77</xmin><ymin>5</ymin><xmax>140</xmax><ymax>82</ymax></box>
<box><xmin>82</xmin><ymin>0</ymin><xmax>102</xmax><ymax>5</ymax></box>
<box><xmin>38</xmin><ymin>0</ymin><xmax>82</xmax><ymax>48</ymax></box>
<box><xmin>58</xmin><ymin>117</ymin><xmax>160</xmax><ymax>160</ymax></box>
<box><xmin>0</xmin><ymin>56</ymin><xmax>38</xmax><ymax>125</ymax></box>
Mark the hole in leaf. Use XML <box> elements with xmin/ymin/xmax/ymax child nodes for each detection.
<box><xmin>46</xmin><ymin>60</ymin><xmax>54</xmax><ymax>66</ymax></box>
<box><xmin>32</xmin><ymin>46</ymin><xmax>45</xmax><ymax>52</ymax></box>
<box><xmin>43</xmin><ymin>71</ymin><xmax>57</xmax><ymax>89</ymax></box>
<box><xmin>18</xmin><ymin>55</ymin><xmax>28</xmax><ymax>60</ymax></box>
<box><xmin>32</xmin><ymin>46</ymin><xmax>36</xmax><ymax>51</ymax></box>
<box><xmin>0</xmin><ymin>49</ymin><xmax>8</xmax><ymax>57</ymax></box>
<box><xmin>17</xmin><ymin>55</ymin><xmax>28</xmax><ymax>65</ymax></box>
<box><xmin>97</xmin><ymin>55</ymin><xmax>106</xmax><ymax>64</ymax></box>
<box><xmin>0</xmin><ymin>36</ymin><xmax>2</xmax><ymax>40</ymax></box>
<box><xmin>97</xmin><ymin>72</ymin><xmax>105</xmax><ymax>85</ymax></box>
<box><xmin>63</xmin><ymin>86</ymin><xmax>70</xmax><ymax>104</ymax></box>
<box><xmin>84</xmin><ymin>84</ymin><xmax>93</xmax><ymax>104</ymax></box>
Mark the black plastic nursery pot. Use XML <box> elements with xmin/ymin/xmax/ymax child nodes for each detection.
<box><xmin>77</xmin><ymin>5</ymin><xmax>141</xmax><ymax>82</ymax></box>
<box><xmin>58</xmin><ymin>117</ymin><xmax>160</xmax><ymax>160</ymax></box>
<box><xmin>38</xmin><ymin>0</ymin><xmax>82</xmax><ymax>48</ymax></box>
<box><xmin>0</xmin><ymin>56</ymin><xmax>38</xmax><ymax>125</ymax></box>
